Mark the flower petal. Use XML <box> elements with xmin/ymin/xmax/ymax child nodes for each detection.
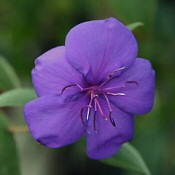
<box><xmin>65</xmin><ymin>17</ymin><xmax>138</xmax><ymax>83</ymax></box>
<box><xmin>32</xmin><ymin>46</ymin><xmax>85</xmax><ymax>96</ymax></box>
<box><xmin>106</xmin><ymin>58</ymin><xmax>155</xmax><ymax>115</ymax></box>
<box><xmin>24</xmin><ymin>94</ymin><xmax>88</xmax><ymax>148</ymax></box>
<box><xmin>86</xmin><ymin>98</ymin><xmax>134</xmax><ymax>160</ymax></box>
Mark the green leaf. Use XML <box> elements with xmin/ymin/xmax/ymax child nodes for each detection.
<box><xmin>0</xmin><ymin>55</ymin><xmax>21</xmax><ymax>91</ymax></box>
<box><xmin>0</xmin><ymin>111</ymin><xmax>20</xmax><ymax>175</ymax></box>
<box><xmin>127</xmin><ymin>22</ymin><xmax>144</xmax><ymax>31</ymax></box>
<box><xmin>102</xmin><ymin>143</ymin><xmax>151</xmax><ymax>175</ymax></box>
<box><xmin>0</xmin><ymin>88</ymin><xmax>37</xmax><ymax>107</ymax></box>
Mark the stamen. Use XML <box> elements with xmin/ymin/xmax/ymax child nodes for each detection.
<box><xmin>107</xmin><ymin>92</ymin><xmax>125</xmax><ymax>96</ymax></box>
<box><xmin>102</xmin><ymin>81</ymin><xmax>138</xmax><ymax>92</ymax></box>
<box><xmin>95</xmin><ymin>98</ymin><xmax>107</xmax><ymax>120</ymax></box>
<box><xmin>81</xmin><ymin>87</ymin><xmax>93</xmax><ymax>92</ymax></box>
<box><xmin>80</xmin><ymin>93</ymin><xmax>99</xmax><ymax>131</ymax></box>
<box><xmin>108</xmin><ymin>66</ymin><xmax>126</xmax><ymax>78</ymax></box>
<box><xmin>61</xmin><ymin>83</ymin><xmax>83</xmax><ymax>94</ymax></box>
<box><xmin>86</xmin><ymin>92</ymin><xmax>94</xmax><ymax>120</ymax></box>
<box><xmin>80</xmin><ymin>107</ymin><xmax>86</xmax><ymax>128</ymax></box>
<box><xmin>104</xmin><ymin>94</ymin><xmax>112</xmax><ymax>111</ymax></box>
<box><xmin>99</xmin><ymin>66</ymin><xmax>126</xmax><ymax>87</ymax></box>
<box><xmin>104</xmin><ymin>94</ymin><xmax>116</xmax><ymax>127</ymax></box>
<box><xmin>86</xmin><ymin>105</ymin><xmax>91</xmax><ymax>120</ymax></box>
<box><xmin>103</xmin><ymin>85</ymin><xmax>125</xmax><ymax>91</ymax></box>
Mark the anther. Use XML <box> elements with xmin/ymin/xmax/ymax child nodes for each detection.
<box><xmin>93</xmin><ymin>111</ymin><xmax>97</xmax><ymax>132</ymax></box>
<box><xmin>109</xmin><ymin>111</ymin><xmax>116</xmax><ymax>127</ymax></box>
<box><xmin>104</xmin><ymin>94</ymin><xmax>116</xmax><ymax>127</ymax></box>
<box><xmin>125</xmin><ymin>81</ymin><xmax>138</xmax><ymax>85</ymax></box>
<box><xmin>93</xmin><ymin>99</ymin><xmax>98</xmax><ymax>132</ymax></box>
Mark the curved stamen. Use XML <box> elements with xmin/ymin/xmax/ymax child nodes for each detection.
<box><xmin>81</xmin><ymin>107</ymin><xmax>86</xmax><ymax>128</ymax></box>
<box><xmin>104</xmin><ymin>94</ymin><xmax>112</xmax><ymax>111</ymax></box>
<box><xmin>95</xmin><ymin>98</ymin><xmax>107</xmax><ymax>120</ymax></box>
<box><xmin>86</xmin><ymin>106</ymin><xmax>91</xmax><ymax>121</ymax></box>
<box><xmin>61</xmin><ymin>83</ymin><xmax>83</xmax><ymax>94</ymax></box>
<box><xmin>86</xmin><ymin>92</ymin><xmax>94</xmax><ymax>120</ymax></box>
<box><xmin>104</xmin><ymin>94</ymin><xmax>116</xmax><ymax>127</ymax></box>
<box><xmin>108</xmin><ymin>66</ymin><xmax>126</xmax><ymax>78</ymax></box>
<box><xmin>102</xmin><ymin>80</ymin><xmax>138</xmax><ymax>94</ymax></box>
<box><xmin>80</xmin><ymin>93</ymin><xmax>98</xmax><ymax>130</ymax></box>
<box><xmin>99</xmin><ymin>66</ymin><xmax>126</xmax><ymax>87</ymax></box>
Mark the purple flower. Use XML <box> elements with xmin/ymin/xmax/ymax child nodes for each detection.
<box><xmin>24</xmin><ymin>17</ymin><xmax>155</xmax><ymax>160</ymax></box>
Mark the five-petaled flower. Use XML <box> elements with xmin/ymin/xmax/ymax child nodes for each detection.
<box><xmin>24</xmin><ymin>17</ymin><xmax>155</xmax><ymax>160</ymax></box>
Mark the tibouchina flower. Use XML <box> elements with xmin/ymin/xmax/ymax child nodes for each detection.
<box><xmin>24</xmin><ymin>17</ymin><xmax>155</xmax><ymax>160</ymax></box>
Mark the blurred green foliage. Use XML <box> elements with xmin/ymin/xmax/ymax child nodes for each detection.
<box><xmin>0</xmin><ymin>88</ymin><xmax>36</xmax><ymax>107</ymax></box>
<box><xmin>0</xmin><ymin>112</ymin><xmax>20</xmax><ymax>175</ymax></box>
<box><xmin>103</xmin><ymin>143</ymin><xmax>151</xmax><ymax>175</ymax></box>
<box><xmin>0</xmin><ymin>56</ymin><xmax>20</xmax><ymax>91</ymax></box>
<box><xmin>0</xmin><ymin>0</ymin><xmax>175</xmax><ymax>175</ymax></box>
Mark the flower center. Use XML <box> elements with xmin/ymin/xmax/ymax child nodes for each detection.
<box><xmin>61</xmin><ymin>67</ymin><xmax>138</xmax><ymax>133</ymax></box>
